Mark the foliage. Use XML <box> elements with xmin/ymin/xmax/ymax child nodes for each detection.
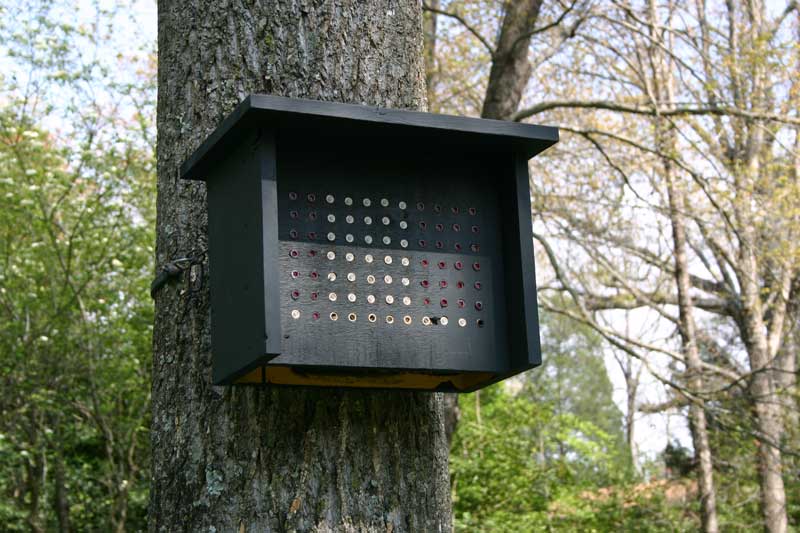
<box><xmin>0</xmin><ymin>0</ymin><xmax>155</xmax><ymax>530</ymax></box>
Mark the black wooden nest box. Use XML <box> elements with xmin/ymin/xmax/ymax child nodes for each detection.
<box><xmin>181</xmin><ymin>95</ymin><xmax>558</xmax><ymax>391</ymax></box>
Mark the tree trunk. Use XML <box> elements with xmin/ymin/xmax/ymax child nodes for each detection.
<box><xmin>481</xmin><ymin>0</ymin><xmax>543</xmax><ymax>120</ymax></box>
<box><xmin>151</xmin><ymin>2</ymin><xmax>452</xmax><ymax>531</ymax></box>
<box><xmin>53</xmin><ymin>450</ymin><xmax>70</xmax><ymax>533</ymax></box>
<box><xmin>664</xmin><ymin>165</ymin><xmax>719</xmax><ymax>533</ymax></box>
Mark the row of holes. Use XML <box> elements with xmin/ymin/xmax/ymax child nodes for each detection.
<box><xmin>289</xmin><ymin>273</ymin><xmax>483</xmax><ymax>290</ymax></box>
<box><xmin>290</xmin><ymin>309</ymin><xmax>485</xmax><ymax>327</ymax></box>
<box><xmin>287</xmin><ymin>231</ymin><xmax>480</xmax><ymax>249</ymax></box>
<box><xmin>289</xmin><ymin>253</ymin><xmax>481</xmax><ymax>271</ymax></box>
<box><xmin>287</xmin><ymin>192</ymin><xmax>478</xmax><ymax>216</ymax></box>
<box><xmin>288</xmin><ymin>211</ymin><xmax>480</xmax><ymax>234</ymax></box>
<box><xmin>290</xmin><ymin>290</ymin><xmax>483</xmax><ymax>309</ymax></box>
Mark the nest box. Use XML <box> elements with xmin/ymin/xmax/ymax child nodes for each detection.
<box><xmin>180</xmin><ymin>95</ymin><xmax>558</xmax><ymax>391</ymax></box>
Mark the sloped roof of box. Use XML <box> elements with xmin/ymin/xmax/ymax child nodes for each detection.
<box><xmin>181</xmin><ymin>94</ymin><xmax>560</xmax><ymax>181</ymax></box>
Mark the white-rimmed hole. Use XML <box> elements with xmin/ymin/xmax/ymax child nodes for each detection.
<box><xmin>345</xmin><ymin>252</ymin><xmax>354</xmax><ymax>262</ymax></box>
<box><xmin>364</xmin><ymin>235</ymin><xmax>373</xmax><ymax>244</ymax></box>
<box><xmin>326</xmin><ymin>194</ymin><xmax>335</xmax><ymax>204</ymax></box>
<box><xmin>344</xmin><ymin>197</ymin><xmax>353</xmax><ymax>206</ymax></box>
<box><xmin>458</xmin><ymin>318</ymin><xmax>467</xmax><ymax>327</ymax></box>
<box><xmin>363</xmin><ymin>198</ymin><xmax>371</xmax><ymax>207</ymax></box>
<box><xmin>346</xmin><ymin>215</ymin><xmax>354</xmax><ymax>224</ymax></box>
<box><xmin>345</xmin><ymin>234</ymin><xmax>354</xmax><ymax>243</ymax></box>
<box><xmin>384</xmin><ymin>255</ymin><xmax>392</xmax><ymax>265</ymax></box>
<box><xmin>326</xmin><ymin>251</ymin><xmax>336</xmax><ymax>260</ymax></box>
<box><xmin>291</xmin><ymin>309</ymin><xmax>301</xmax><ymax>319</ymax></box>
<box><xmin>401</xmin><ymin>257</ymin><xmax>410</xmax><ymax>266</ymax></box>
<box><xmin>402</xmin><ymin>296</ymin><xmax>411</xmax><ymax>305</ymax></box>
<box><xmin>327</xmin><ymin>272</ymin><xmax>337</xmax><ymax>282</ymax></box>
<box><xmin>400</xmin><ymin>239</ymin><xmax>408</xmax><ymax>248</ymax></box>
<box><xmin>399</xmin><ymin>221</ymin><xmax>408</xmax><ymax>230</ymax></box>
<box><xmin>347</xmin><ymin>273</ymin><xmax>356</xmax><ymax>282</ymax></box>
<box><xmin>367</xmin><ymin>294</ymin><xmax>376</xmax><ymax>304</ymax></box>
<box><xmin>382</xmin><ymin>216</ymin><xmax>390</xmax><ymax>225</ymax></box>
<box><xmin>327</xmin><ymin>214</ymin><xmax>336</xmax><ymax>223</ymax></box>
<box><xmin>381</xmin><ymin>198</ymin><xmax>389</xmax><ymax>207</ymax></box>
<box><xmin>327</xmin><ymin>232</ymin><xmax>336</xmax><ymax>241</ymax></box>
<box><xmin>440</xmin><ymin>316</ymin><xmax>449</xmax><ymax>326</ymax></box>
<box><xmin>367</xmin><ymin>274</ymin><xmax>376</xmax><ymax>284</ymax></box>
<box><xmin>384</xmin><ymin>275</ymin><xmax>393</xmax><ymax>284</ymax></box>
<box><xmin>348</xmin><ymin>312</ymin><xmax>357</xmax><ymax>322</ymax></box>
<box><xmin>385</xmin><ymin>295</ymin><xmax>395</xmax><ymax>304</ymax></box>
<box><xmin>328</xmin><ymin>292</ymin><xmax>337</xmax><ymax>302</ymax></box>
<box><xmin>330</xmin><ymin>312</ymin><xmax>339</xmax><ymax>321</ymax></box>
<box><xmin>368</xmin><ymin>313</ymin><xmax>377</xmax><ymax>323</ymax></box>
<box><xmin>385</xmin><ymin>315</ymin><xmax>394</xmax><ymax>324</ymax></box>
<box><xmin>403</xmin><ymin>315</ymin><xmax>412</xmax><ymax>325</ymax></box>
<box><xmin>401</xmin><ymin>277</ymin><xmax>410</xmax><ymax>286</ymax></box>
<box><xmin>383</xmin><ymin>236</ymin><xmax>391</xmax><ymax>245</ymax></box>
<box><xmin>365</xmin><ymin>254</ymin><xmax>374</xmax><ymax>263</ymax></box>
<box><xmin>399</xmin><ymin>201</ymin><xmax>407</xmax><ymax>209</ymax></box>
<box><xmin>364</xmin><ymin>216</ymin><xmax>372</xmax><ymax>225</ymax></box>
<box><xmin>422</xmin><ymin>316</ymin><xmax>431</xmax><ymax>326</ymax></box>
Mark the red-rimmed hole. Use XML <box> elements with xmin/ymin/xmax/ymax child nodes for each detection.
<box><xmin>291</xmin><ymin>290</ymin><xmax>300</xmax><ymax>300</ymax></box>
<box><xmin>308</xmin><ymin>250</ymin><xmax>317</xmax><ymax>257</ymax></box>
<box><xmin>421</xmin><ymin>259</ymin><xmax>429</xmax><ymax>267</ymax></box>
<box><xmin>474</xmin><ymin>281</ymin><xmax>482</xmax><ymax>290</ymax></box>
<box><xmin>435</xmin><ymin>223</ymin><xmax>444</xmax><ymax>232</ymax></box>
<box><xmin>291</xmin><ymin>270</ymin><xmax>300</xmax><ymax>279</ymax></box>
<box><xmin>289</xmin><ymin>229</ymin><xmax>299</xmax><ymax>239</ymax></box>
<box><xmin>421</xmin><ymin>280</ymin><xmax>430</xmax><ymax>288</ymax></box>
<box><xmin>419</xmin><ymin>239</ymin><xmax>427</xmax><ymax>247</ymax></box>
<box><xmin>475</xmin><ymin>301</ymin><xmax>484</xmax><ymax>311</ymax></box>
<box><xmin>416</xmin><ymin>201</ymin><xmax>425</xmax><ymax>210</ymax></box>
<box><xmin>457</xmin><ymin>299</ymin><xmax>465</xmax><ymax>308</ymax></box>
<box><xmin>452</xmin><ymin>223</ymin><xmax>461</xmax><ymax>232</ymax></box>
<box><xmin>457</xmin><ymin>281</ymin><xmax>465</xmax><ymax>289</ymax></box>
<box><xmin>454</xmin><ymin>243</ymin><xmax>463</xmax><ymax>251</ymax></box>
<box><xmin>471</xmin><ymin>225</ymin><xmax>479</xmax><ymax>233</ymax></box>
<box><xmin>440</xmin><ymin>280</ymin><xmax>448</xmax><ymax>288</ymax></box>
<box><xmin>440</xmin><ymin>298</ymin><xmax>448</xmax><ymax>308</ymax></box>
<box><xmin>310</xmin><ymin>271</ymin><xmax>319</xmax><ymax>280</ymax></box>
<box><xmin>424</xmin><ymin>297</ymin><xmax>431</xmax><ymax>305</ymax></box>
<box><xmin>307</xmin><ymin>231</ymin><xmax>317</xmax><ymax>240</ymax></box>
<box><xmin>312</xmin><ymin>311</ymin><xmax>320</xmax><ymax>320</ymax></box>
<box><xmin>433</xmin><ymin>204</ymin><xmax>442</xmax><ymax>213</ymax></box>
<box><xmin>307</xmin><ymin>193</ymin><xmax>316</xmax><ymax>203</ymax></box>
<box><xmin>451</xmin><ymin>206</ymin><xmax>460</xmax><ymax>215</ymax></box>
<box><xmin>470</xmin><ymin>243</ymin><xmax>480</xmax><ymax>253</ymax></box>
<box><xmin>468</xmin><ymin>207</ymin><xmax>477</xmax><ymax>216</ymax></box>
<box><xmin>473</xmin><ymin>262</ymin><xmax>481</xmax><ymax>271</ymax></box>
<box><xmin>308</xmin><ymin>211</ymin><xmax>317</xmax><ymax>221</ymax></box>
<box><xmin>435</xmin><ymin>241</ymin><xmax>444</xmax><ymax>249</ymax></box>
<box><xmin>310</xmin><ymin>291</ymin><xmax>319</xmax><ymax>300</ymax></box>
<box><xmin>454</xmin><ymin>261</ymin><xmax>463</xmax><ymax>270</ymax></box>
<box><xmin>289</xmin><ymin>249</ymin><xmax>299</xmax><ymax>258</ymax></box>
<box><xmin>419</xmin><ymin>221</ymin><xmax>427</xmax><ymax>230</ymax></box>
<box><xmin>438</xmin><ymin>261</ymin><xmax>446</xmax><ymax>269</ymax></box>
<box><xmin>288</xmin><ymin>192</ymin><xmax>298</xmax><ymax>201</ymax></box>
<box><xmin>290</xmin><ymin>210</ymin><xmax>299</xmax><ymax>219</ymax></box>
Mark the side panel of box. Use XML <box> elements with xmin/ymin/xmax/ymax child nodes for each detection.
<box><xmin>500</xmin><ymin>151</ymin><xmax>541</xmax><ymax>373</ymax></box>
<box><xmin>206</xmin><ymin>129</ymin><xmax>270</xmax><ymax>384</ymax></box>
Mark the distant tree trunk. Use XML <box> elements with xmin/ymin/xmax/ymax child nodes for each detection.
<box><xmin>53</xmin><ymin>450</ymin><xmax>70</xmax><ymax>533</ymax></box>
<box><xmin>481</xmin><ymin>0</ymin><xmax>543</xmax><ymax>120</ymax></box>
<box><xmin>151</xmin><ymin>2</ymin><xmax>452</xmax><ymax>531</ymax></box>
<box><xmin>664</xmin><ymin>162</ymin><xmax>719</xmax><ymax>533</ymax></box>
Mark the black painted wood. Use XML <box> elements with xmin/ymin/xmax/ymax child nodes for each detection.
<box><xmin>184</xmin><ymin>95</ymin><xmax>558</xmax><ymax>390</ymax></box>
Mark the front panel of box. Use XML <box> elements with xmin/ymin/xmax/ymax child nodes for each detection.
<box><xmin>270</xmin><ymin>147</ymin><xmax>509</xmax><ymax>374</ymax></box>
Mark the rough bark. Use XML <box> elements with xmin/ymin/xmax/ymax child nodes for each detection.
<box><xmin>151</xmin><ymin>2</ymin><xmax>452</xmax><ymax>532</ymax></box>
<box><xmin>481</xmin><ymin>0</ymin><xmax>543</xmax><ymax>120</ymax></box>
<box><xmin>423</xmin><ymin>0</ymin><xmax>440</xmax><ymax>110</ymax></box>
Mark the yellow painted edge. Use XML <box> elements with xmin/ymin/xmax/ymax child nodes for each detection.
<box><xmin>233</xmin><ymin>365</ymin><xmax>494</xmax><ymax>390</ymax></box>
